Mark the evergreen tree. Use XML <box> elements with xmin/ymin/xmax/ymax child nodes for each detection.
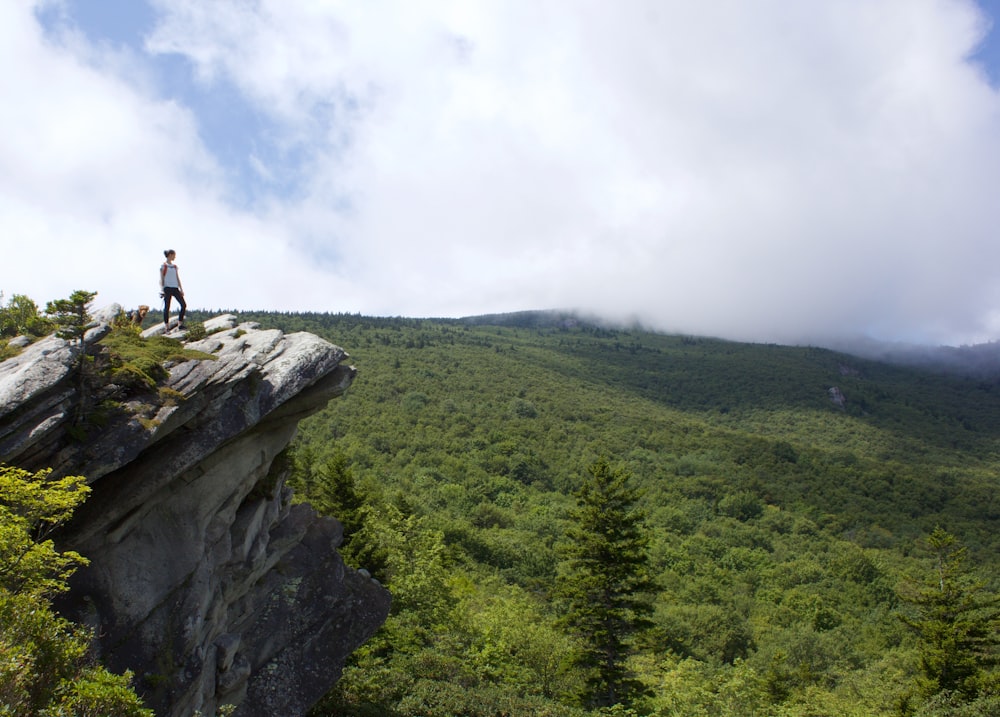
<box><xmin>899</xmin><ymin>527</ymin><xmax>1000</xmax><ymax>700</ymax></box>
<box><xmin>556</xmin><ymin>457</ymin><xmax>657</xmax><ymax>709</ymax></box>
<box><xmin>44</xmin><ymin>290</ymin><xmax>98</xmax><ymax>423</ymax></box>
<box><xmin>45</xmin><ymin>289</ymin><xmax>97</xmax><ymax>346</ymax></box>
<box><xmin>294</xmin><ymin>449</ymin><xmax>366</xmax><ymax>559</ymax></box>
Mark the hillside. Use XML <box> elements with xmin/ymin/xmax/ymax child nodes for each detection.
<box><xmin>204</xmin><ymin>310</ymin><xmax>1000</xmax><ymax>716</ymax></box>
<box><xmin>232</xmin><ymin>311</ymin><xmax>1000</xmax><ymax>545</ymax></box>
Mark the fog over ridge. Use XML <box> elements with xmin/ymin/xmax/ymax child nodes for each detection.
<box><xmin>3</xmin><ymin>1</ymin><xmax>1000</xmax><ymax>348</ymax></box>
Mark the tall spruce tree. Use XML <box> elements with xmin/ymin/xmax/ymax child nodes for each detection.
<box><xmin>556</xmin><ymin>457</ymin><xmax>656</xmax><ymax>709</ymax></box>
<box><xmin>899</xmin><ymin>527</ymin><xmax>1000</xmax><ymax>700</ymax></box>
<box><xmin>294</xmin><ymin>449</ymin><xmax>366</xmax><ymax>560</ymax></box>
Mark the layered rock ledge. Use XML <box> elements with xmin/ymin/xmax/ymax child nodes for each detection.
<box><xmin>0</xmin><ymin>311</ymin><xmax>391</xmax><ymax>716</ymax></box>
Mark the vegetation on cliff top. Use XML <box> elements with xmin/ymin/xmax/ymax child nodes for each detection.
<box><xmin>1</xmin><ymin>291</ymin><xmax>215</xmax><ymax>440</ymax></box>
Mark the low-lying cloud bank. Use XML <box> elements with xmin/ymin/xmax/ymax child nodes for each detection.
<box><xmin>3</xmin><ymin>1</ymin><xmax>1000</xmax><ymax>347</ymax></box>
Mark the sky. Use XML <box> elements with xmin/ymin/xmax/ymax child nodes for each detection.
<box><xmin>3</xmin><ymin>0</ymin><xmax>1000</xmax><ymax>347</ymax></box>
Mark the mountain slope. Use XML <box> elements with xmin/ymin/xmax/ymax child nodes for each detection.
<box><xmin>220</xmin><ymin>310</ymin><xmax>1000</xmax><ymax>716</ymax></box>
<box><xmin>231</xmin><ymin>311</ymin><xmax>1000</xmax><ymax>550</ymax></box>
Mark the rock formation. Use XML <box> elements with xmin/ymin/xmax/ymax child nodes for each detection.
<box><xmin>0</xmin><ymin>309</ymin><xmax>391</xmax><ymax>716</ymax></box>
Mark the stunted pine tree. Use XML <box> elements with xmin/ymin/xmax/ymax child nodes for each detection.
<box><xmin>556</xmin><ymin>457</ymin><xmax>656</xmax><ymax>709</ymax></box>
<box><xmin>45</xmin><ymin>289</ymin><xmax>96</xmax><ymax>346</ymax></box>
<box><xmin>45</xmin><ymin>290</ymin><xmax>97</xmax><ymax>423</ymax></box>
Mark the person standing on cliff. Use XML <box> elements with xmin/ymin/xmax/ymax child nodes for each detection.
<box><xmin>160</xmin><ymin>249</ymin><xmax>187</xmax><ymax>329</ymax></box>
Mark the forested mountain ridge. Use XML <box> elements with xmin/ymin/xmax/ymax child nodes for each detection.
<box><xmin>227</xmin><ymin>310</ymin><xmax>1000</xmax><ymax>547</ymax></box>
<box><xmin>206</xmin><ymin>309</ymin><xmax>1000</xmax><ymax>716</ymax></box>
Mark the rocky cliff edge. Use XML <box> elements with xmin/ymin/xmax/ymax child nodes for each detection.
<box><xmin>0</xmin><ymin>309</ymin><xmax>391</xmax><ymax>717</ymax></box>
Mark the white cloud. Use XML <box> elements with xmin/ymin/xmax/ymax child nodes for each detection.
<box><xmin>4</xmin><ymin>0</ymin><xmax>1000</xmax><ymax>344</ymax></box>
<box><xmin>1</xmin><ymin>0</ymin><xmax>340</xmax><ymax>313</ymax></box>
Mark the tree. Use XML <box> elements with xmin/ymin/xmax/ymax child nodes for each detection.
<box><xmin>899</xmin><ymin>527</ymin><xmax>1000</xmax><ymax>700</ymax></box>
<box><xmin>45</xmin><ymin>290</ymin><xmax>98</xmax><ymax>423</ymax></box>
<box><xmin>45</xmin><ymin>289</ymin><xmax>97</xmax><ymax>346</ymax></box>
<box><xmin>0</xmin><ymin>464</ymin><xmax>152</xmax><ymax>715</ymax></box>
<box><xmin>0</xmin><ymin>465</ymin><xmax>90</xmax><ymax>597</ymax></box>
<box><xmin>556</xmin><ymin>457</ymin><xmax>657</xmax><ymax>709</ymax></box>
<box><xmin>321</xmin><ymin>502</ymin><xmax>457</xmax><ymax>714</ymax></box>
<box><xmin>0</xmin><ymin>292</ymin><xmax>49</xmax><ymax>337</ymax></box>
<box><xmin>457</xmin><ymin>576</ymin><xmax>580</xmax><ymax>699</ymax></box>
<box><xmin>290</xmin><ymin>449</ymin><xmax>366</xmax><ymax>559</ymax></box>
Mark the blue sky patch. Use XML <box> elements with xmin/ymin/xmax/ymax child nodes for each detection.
<box><xmin>35</xmin><ymin>0</ymin><xmax>315</xmax><ymax>208</ymax></box>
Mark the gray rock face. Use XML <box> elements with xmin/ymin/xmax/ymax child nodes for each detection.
<box><xmin>0</xmin><ymin>312</ymin><xmax>391</xmax><ymax>717</ymax></box>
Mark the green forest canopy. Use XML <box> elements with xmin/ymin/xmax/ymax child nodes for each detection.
<box><xmin>4</xmin><ymin>296</ymin><xmax>999</xmax><ymax>716</ymax></box>
<box><xmin>221</xmin><ymin>310</ymin><xmax>1000</xmax><ymax>717</ymax></box>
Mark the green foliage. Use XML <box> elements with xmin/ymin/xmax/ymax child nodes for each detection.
<box><xmin>102</xmin><ymin>325</ymin><xmax>212</xmax><ymax>379</ymax></box>
<box><xmin>355</xmin><ymin>502</ymin><xmax>451</xmax><ymax>625</ymax></box>
<box><xmin>0</xmin><ymin>465</ymin><xmax>90</xmax><ymax>597</ymax></box>
<box><xmin>898</xmin><ymin>528</ymin><xmax>1000</xmax><ymax>700</ymax></box>
<box><xmin>45</xmin><ymin>289</ymin><xmax>97</xmax><ymax>345</ymax></box>
<box><xmin>0</xmin><ymin>464</ymin><xmax>151</xmax><ymax>715</ymax></box>
<box><xmin>0</xmin><ymin>292</ymin><xmax>50</xmax><ymax>338</ymax></box>
<box><xmin>322</xmin><ymin>502</ymin><xmax>456</xmax><ymax>713</ymax></box>
<box><xmin>393</xmin><ymin>679</ymin><xmax>584</xmax><ymax>717</ymax></box>
<box><xmin>40</xmin><ymin>290</ymin><xmax>101</xmax><ymax>425</ymax></box>
<box><xmin>0</xmin><ymin>590</ymin><xmax>152</xmax><ymax>717</ymax></box>
<box><xmin>245</xmin><ymin>310</ymin><xmax>1000</xmax><ymax>716</ymax></box>
<box><xmin>912</xmin><ymin>692</ymin><xmax>1000</xmax><ymax>716</ymax></box>
<box><xmin>0</xmin><ymin>340</ymin><xmax>18</xmax><ymax>362</ymax></box>
<box><xmin>184</xmin><ymin>321</ymin><xmax>208</xmax><ymax>341</ymax></box>
<box><xmin>455</xmin><ymin>575</ymin><xmax>581</xmax><ymax>699</ymax></box>
<box><xmin>49</xmin><ymin>664</ymin><xmax>152</xmax><ymax>716</ymax></box>
<box><xmin>556</xmin><ymin>458</ymin><xmax>656</xmax><ymax>708</ymax></box>
<box><xmin>99</xmin><ymin>322</ymin><xmax>215</xmax><ymax>397</ymax></box>
<box><xmin>289</xmin><ymin>448</ymin><xmax>366</xmax><ymax>557</ymax></box>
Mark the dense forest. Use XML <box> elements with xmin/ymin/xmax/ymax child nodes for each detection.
<box><xmin>219</xmin><ymin>310</ymin><xmax>1000</xmax><ymax>716</ymax></box>
<box><xmin>3</xmin><ymin>294</ymin><xmax>999</xmax><ymax>716</ymax></box>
